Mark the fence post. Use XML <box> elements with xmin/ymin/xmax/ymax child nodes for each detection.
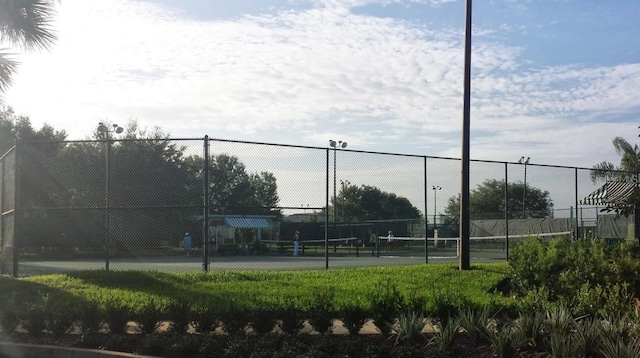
<box><xmin>325</xmin><ymin>148</ymin><xmax>329</xmax><ymax>270</ymax></box>
<box><xmin>12</xmin><ymin>141</ymin><xmax>20</xmax><ymax>277</ymax></box>
<box><xmin>203</xmin><ymin>136</ymin><xmax>210</xmax><ymax>272</ymax></box>
<box><xmin>574</xmin><ymin>167</ymin><xmax>578</xmax><ymax>240</ymax></box>
<box><xmin>424</xmin><ymin>156</ymin><xmax>428</xmax><ymax>264</ymax></box>
<box><xmin>504</xmin><ymin>162</ymin><xmax>509</xmax><ymax>260</ymax></box>
<box><xmin>0</xmin><ymin>149</ymin><xmax>4</xmax><ymax>274</ymax></box>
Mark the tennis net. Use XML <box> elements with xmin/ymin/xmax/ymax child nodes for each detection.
<box><xmin>373</xmin><ymin>231</ymin><xmax>572</xmax><ymax>258</ymax></box>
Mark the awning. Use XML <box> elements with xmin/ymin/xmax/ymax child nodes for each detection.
<box><xmin>580</xmin><ymin>181</ymin><xmax>638</xmax><ymax>206</ymax></box>
<box><xmin>224</xmin><ymin>217</ymin><xmax>271</xmax><ymax>229</ymax></box>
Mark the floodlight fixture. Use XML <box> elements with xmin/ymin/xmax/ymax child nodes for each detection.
<box><xmin>329</xmin><ymin>138</ymin><xmax>348</xmax><ymax>233</ymax></box>
<box><xmin>517</xmin><ymin>156</ymin><xmax>531</xmax><ymax>219</ymax></box>
<box><xmin>517</xmin><ymin>156</ymin><xmax>530</xmax><ymax>165</ymax></box>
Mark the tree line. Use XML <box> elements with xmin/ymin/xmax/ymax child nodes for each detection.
<box><xmin>2</xmin><ymin>109</ymin><xmax>426</xmax><ymax>252</ymax></box>
<box><xmin>1</xmin><ymin>110</ymin><xmax>281</xmax><ymax>251</ymax></box>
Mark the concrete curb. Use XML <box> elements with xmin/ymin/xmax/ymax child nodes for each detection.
<box><xmin>0</xmin><ymin>341</ymin><xmax>161</xmax><ymax>358</ymax></box>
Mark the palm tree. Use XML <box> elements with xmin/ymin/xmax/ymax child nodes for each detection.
<box><xmin>591</xmin><ymin>135</ymin><xmax>640</xmax><ymax>243</ymax></box>
<box><xmin>590</xmin><ymin>137</ymin><xmax>640</xmax><ymax>183</ymax></box>
<box><xmin>0</xmin><ymin>0</ymin><xmax>57</xmax><ymax>95</ymax></box>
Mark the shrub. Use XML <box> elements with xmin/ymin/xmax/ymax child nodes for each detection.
<box><xmin>339</xmin><ymin>303</ymin><xmax>368</xmax><ymax>335</ymax></box>
<box><xmin>368</xmin><ymin>279</ymin><xmax>403</xmax><ymax>335</ymax></box>
<box><xmin>220</xmin><ymin>300</ymin><xmax>250</xmax><ymax>335</ymax></box>
<box><xmin>103</xmin><ymin>302</ymin><xmax>131</xmax><ymax>334</ymax></box>
<box><xmin>249</xmin><ymin>306</ymin><xmax>278</xmax><ymax>335</ymax></box>
<box><xmin>509</xmin><ymin>237</ymin><xmax>630</xmax><ymax>304</ymax></box>
<box><xmin>133</xmin><ymin>302</ymin><xmax>162</xmax><ymax>334</ymax></box>
<box><xmin>166</xmin><ymin>300</ymin><xmax>191</xmax><ymax>334</ymax></box>
<box><xmin>307</xmin><ymin>287</ymin><xmax>336</xmax><ymax>335</ymax></box>
<box><xmin>22</xmin><ymin>303</ymin><xmax>47</xmax><ymax>336</ymax></box>
<box><xmin>46</xmin><ymin>301</ymin><xmax>76</xmax><ymax>336</ymax></box>
<box><xmin>191</xmin><ymin>302</ymin><xmax>221</xmax><ymax>334</ymax></box>
<box><xmin>573</xmin><ymin>282</ymin><xmax>635</xmax><ymax>318</ymax></box>
<box><xmin>277</xmin><ymin>299</ymin><xmax>304</xmax><ymax>335</ymax></box>
<box><xmin>78</xmin><ymin>302</ymin><xmax>103</xmax><ymax>334</ymax></box>
<box><xmin>0</xmin><ymin>294</ymin><xmax>20</xmax><ymax>334</ymax></box>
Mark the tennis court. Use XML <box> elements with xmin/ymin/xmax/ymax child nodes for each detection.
<box><xmin>13</xmin><ymin>234</ymin><xmax>570</xmax><ymax>276</ymax></box>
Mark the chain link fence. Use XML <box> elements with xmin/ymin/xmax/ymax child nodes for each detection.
<box><xmin>0</xmin><ymin>147</ymin><xmax>16</xmax><ymax>275</ymax></box>
<box><xmin>0</xmin><ymin>137</ymin><xmax>630</xmax><ymax>276</ymax></box>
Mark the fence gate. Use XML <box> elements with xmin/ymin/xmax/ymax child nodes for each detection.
<box><xmin>0</xmin><ymin>147</ymin><xmax>16</xmax><ymax>275</ymax></box>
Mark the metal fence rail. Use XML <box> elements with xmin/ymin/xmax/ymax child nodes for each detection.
<box><xmin>0</xmin><ymin>137</ymin><xmax>632</xmax><ymax>276</ymax></box>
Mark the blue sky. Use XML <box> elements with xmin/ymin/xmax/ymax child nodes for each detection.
<box><xmin>4</xmin><ymin>0</ymin><xmax>640</xmax><ymax>171</ymax></box>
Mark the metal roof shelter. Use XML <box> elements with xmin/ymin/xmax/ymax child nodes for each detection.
<box><xmin>580</xmin><ymin>181</ymin><xmax>638</xmax><ymax>206</ymax></box>
<box><xmin>224</xmin><ymin>217</ymin><xmax>271</xmax><ymax>229</ymax></box>
<box><xmin>208</xmin><ymin>215</ymin><xmax>276</xmax><ymax>253</ymax></box>
<box><xmin>580</xmin><ymin>181</ymin><xmax>640</xmax><ymax>241</ymax></box>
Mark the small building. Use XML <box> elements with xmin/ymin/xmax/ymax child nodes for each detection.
<box><xmin>580</xmin><ymin>181</ymin><xmax>639</xmax><ymax>241</ymax></box>
<box><xmin>208</xmin><ymin>215</ymin><xmax>276</xmax><ymax>254</ymax></box>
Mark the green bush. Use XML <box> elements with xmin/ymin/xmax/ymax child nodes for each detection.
<box><xmin>306</xmin><ymin>287</ymin><xmax>336</xmax><ymax>335</ymax></box>
<box><xmin>339</xmin><ymin>303</ymin><xmax>368</xmax><ymax>335</ymax></box>
<box><xmin>220</xmin><ymin>300</ymin><xmax>250</xmax><ymax>335</ymax></box>
<box><xmin>0</xmin><ymin>294</ymin><xmax>20</xmax><ymax>334</ymax></box>
<box><xmin>277</xmin><ymin>299</ymin><xmax>304</xmax><ymax>335</ymax></box>
<box><xmin>78</xmin><ymin>302</ymin><xmax>103</xmax><ymax>334</ymax></box>
<box><xmin>368</xmin><ymin>279</ymin><xmax>403</xmax><ymax>335</ymax></box>
<box><xmin>191</xmin><ymin>301</ymin><xmax>221</xmax><ymax>334</ymax></box>
<box><xmin>102</xmin><ymin>302</ymin><xmax>131</xmax><ymax>334</ymax></box>
<box><xmin>22</xmin><ymin>302</ymin><xmax>47</xmax><ymax>336</ymax></box>
<box><xmin>249</xmin><ymin>305</ymin><xmax>278</xmax><ymax>335</ymax></box>
<box><xmin>509</xmin><ymin>237</ymin><xmax>640</xmax><ymax>305</ymax></box>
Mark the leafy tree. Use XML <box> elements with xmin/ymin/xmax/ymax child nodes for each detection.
<box><xmin>186</xmin><ymin>153</ymin><xmax>280</xmax><ymax>216</ymax></box>
<box><xmin>0</xmin><ymin>0</ymin><xmax>57</xmax><ymax>95</ymax></box>
<box><xmin>336</xmin><ymin>183</ymin><xmax>421</xmax><ymax>221</ymax></box>
<box><xmin>590</xmin><ymin>137</ymin><xmax>640</xmax><ymax>183</ymax></box>
<box><xmin>0</xmin><ymin>107</ymin><xmax>66</xmax><ymax>154</ymax></box>
<box><xmin>442</xmin><ymin>179</ymin><xmax>553</xmax><ymax>224</ymax></box>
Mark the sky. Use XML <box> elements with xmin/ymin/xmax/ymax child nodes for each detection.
<box><xmin>3</xmin><ymin>0</ymin><xmax>640</xmax><ymax>168</ymax></box>
<box><xmin>3</xmin><ymin>0</ymin><xmax>640</xmax><ymax>216</ymax></box>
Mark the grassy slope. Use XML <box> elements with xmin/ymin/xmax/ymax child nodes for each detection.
<box><xmin>3</xmin><ymin>263</ymin><xmax>514</xmax><ymax>313</ymax></box>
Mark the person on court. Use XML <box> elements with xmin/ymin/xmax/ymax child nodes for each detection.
<box><xmin>387</xmin><ymin>230</ymin><xmax>394</xmax><ymax>243</ymax></box>
<box><xmin>369</xmin><ymin>230</ymin><xmax>378</xmax><ymax>256</ymax></box>
<box><xmin>293</xmin><ymin>230</ymin><xmax>300</xmax><ymax>256</ymax></box>
<box><xmin>182</xmin><ymin>232</ymin><xmax>192</xmax><ymax>256</ymax></box>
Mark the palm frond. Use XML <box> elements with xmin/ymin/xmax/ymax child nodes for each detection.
<box><xmin>0</xmin><ymin>51</ymin><xmax>19</xmax><ymax>92</ymax></box>
<box><xmin>590</xmin><ymin>161</ymin><xmax>618</xmax><ymax>183</ymax></box>
<box><xmin>0</xmin><ymin>0</ymin><xmax>57</xmax><ymax>51</ymax></box>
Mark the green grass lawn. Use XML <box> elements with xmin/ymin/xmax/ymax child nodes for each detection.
<box><xmin>1</xmin><ymin>263</ymin><xmax>514</xmax><ymax>315</ymax></box>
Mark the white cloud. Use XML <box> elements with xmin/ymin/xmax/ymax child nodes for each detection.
<box><xmin>4</xmin><ymin>0</ymin><xmax>640</xmax><ymax>172</ymax></box>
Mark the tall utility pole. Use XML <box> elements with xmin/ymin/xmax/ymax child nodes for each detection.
<box><xmin>518</xmin><ymin>156</ymin><xmax>530</xmax><ymax>218</ymax></box>
<box><xmin>432</xmin><ymin>185</ymin><xmax>441</xmax><ymax>230</ymax></box>
<box><xmin>459</xmin><ymin>0</ymin><xmax>472</xmax><ymax>270</ymax></box>
<box><xmin>97</xmin><ymin>122</ymin><xmax>123</xmax><ymax>271</ymax></box>
<box><xmin>329</xmin><ymin>140</ymin><xmax>347</xmax><ymax>237</ymax></box>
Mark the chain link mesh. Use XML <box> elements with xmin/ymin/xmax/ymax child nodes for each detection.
<box><xmin>0</xmin><ymin>147</ymin><xmax>16</xmax><ymax>274</ymax></box>
<box><xmin>7</xmin><ymin>138</ymin><xmax>636</xmax><ymax>275</ymax></box>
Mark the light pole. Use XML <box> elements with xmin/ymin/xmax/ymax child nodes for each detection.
<box><xmin>98</xmin><ymin>122</ymin><xmax>123</xmax><ymax>271</ymax></box>
<box><xmin>339</xmin><ymin>179</ymin><xmax>351</xmax><ymax>222</ymax></box>
<box><xmin>432</xmin><ymin>186</ymin><xmax>442</xmax><ymax>230</ymax></box>
<box><xmin>517</xmin><ymin>156</ymin><xmax>530</xmax><ymax>219</ymax></box>
<box><xmin>329</xmin><ymin>140</ymin><xmax>347</xmax><ymax>237</ymax></box>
